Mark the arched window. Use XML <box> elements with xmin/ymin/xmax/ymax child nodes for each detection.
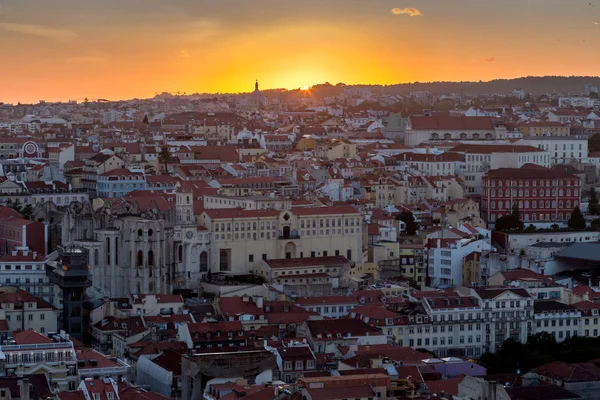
<box><xmin>94</xmin><ymin>249</ymin><xmax>99</xmax><ymax>265</ymax></box>
<box><xmin>491</xmin><ymin>189</ymin><xmax>496</xmax><ymax>197</ymax></box>
<box><xmin>525</xmin><ymin>189</ymin><xmax>530</xmax><ymax>197</ymax></box>
<box><xmin>137</xmin><ymin>250</ymin><xmax>143</xmax><ymax>267</ymax></box>
<box><xmin>505</xmin><ymin>201</ymin><xmax>510</xmax><ymax>209</ymax></box>
<box><xmin>106</xmin><ymin>237</ymin><xmax>111</xmax><ymax>262</ymax></box>
<box><xmin>532</xmin><ymin>189</ymin><xmax>537</xmax><ymax>197</ymax></box>
<box><xmin>559</xmin><ymin>200</ymin><xmax>564</xmax><ymax>208</ymax></box>
<box><xmin>138</xmin><ymin>229</ymin><xmax>143</xmax><ymax>237</ymax></box>
<box><xmin>519</xmin><ymin>189</ymin><xmax>523</xmax><ymax>197</ymax></box>
<box><xmin>219</xmin><ymin>250</ymin><xmax>228</xmax><ymax>271</ymax></box>
<box><xmin>545</xmin><ymin>200</ymin><xmax>550</xmax><ymax>208</ymax></box>
<box><xmin>178</xmin><ymin>245</ymin><xmax>183</xmax><ymax>263</ymax></box>
<box><xmin>546</xmin><ymin>189</ymin><xmax>550</xmax><ymax>196</ymax></box>
<box><xmin>200</xmin><ymin>251</ymin><xmax>208</xmax><ymax>272</ymax></box>
<box><xmin>532</xmin><ymin>200</ymin><xmax>537</xmax><ymax>208</ymax></box>
<box><xmin>567</xmin><ymin>201</ymin><xmax>571</xmax><ymax>208</ymax></box>
<box><xmin>559</xmin><ymin>189</ymin><xmax>564</xmax><ymax>196</ymax></box>
<box><xmin>567</xmin><ymin>189</ymin><xmax>571</xmax><ymax>196</ymax></box>
<box><xmin>115</xmin><ymin>238</ymin><xmax>119</xmax><ymax>264</ymax></box>
<box><xmin>518</xmin><ymin>201</ymin><xmax>523</xmax><ymax>209</ymax></box>
<box><xmin>148</xmin><ymin>229</ymin><xmax>153</xmax><ymax>237</ymax></box>
<box><xmin>148</xmin><ymin>250</ymin><xmax>154</xmax><ymax>267</ymax></box>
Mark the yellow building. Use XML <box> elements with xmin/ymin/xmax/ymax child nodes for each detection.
<box><xmin>296</xmin><ymin>136</ymin><xmax>318</xmax><ymax>151</ymax></box>
<box><xmin>520</xmin><ymin>122</ymin><xmax>569</xmax><ymax>137</ymax></box>
<box><xmin>397</xmin><ymin>243</ymin><xmax>426</xmax><ymax>285</ymax></box>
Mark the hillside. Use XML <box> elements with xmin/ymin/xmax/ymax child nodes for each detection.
<box><xmin>262</xmin><ymin>76</ymin><xmax>600</xmax><ymax>100</ymax></box>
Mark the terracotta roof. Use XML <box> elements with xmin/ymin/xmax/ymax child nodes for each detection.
<box><xmin>485</xmin><ymin>165</ymin><xmax>578</xmax><ymax>180</ymax></box>
<box><xmin>306</xmin><ymin>319</ymin><xmax>383</xmax><ymax>337</ymax></box>
<box><xmin>305</xmin><ymin>385</ymin><xmax>375</xmax><ymax>400</ymax></box>
<box><xmin>410</xmin><ymin>116</ymin><xmax>495</xmax><ymax>130</ymax></box>
<box><xmin>204</xmin><ymin>208</ymin><xmax>280</xmax><ymax>220</ymax></box>
<box><xmin>450</xmin><ymin>144</ymin><xmax>544</xmax><ymax>154</ymax></box>
<box><xmin>13</xmin><ymin>330</ymin><xmax>53</xmax><ymax>345</ymax></box>
<box><xmin>265</xmin><ymin>256</ymin><xmax>349</xmax><ymax>269</ymax></box>
<box><xmin>77</xmin><ymin>348</ymin><xmax>123</xmax><ymax>369</ymax></box>
<box><xmin>474</xmin><ymin>288</ymin><xmax>531</xmax><ymax>300</ymax></box>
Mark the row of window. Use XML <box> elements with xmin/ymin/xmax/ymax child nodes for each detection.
<box><xmin>4</xmin><ymin>349</ymin><xmax>67</xmax><ymax>363</ymax></box>
<box><xmin>489</xmin><ymin>212</ymin><xmax>570</xmax><ymax>222</ymax></box>
<box><xmin>487</xmin><ymin>179</ymin><xmax>577</xmax><ymax>187</ymax></box>
<box><xmin>536</xmin><ymin>319</ymin><xmax>578</xmax><ymax>328</ymax></box>
<box><xmin>490</xmin><ymin>200</ymin><xmax>579</xmax><ymax>210</ymax></box>
<box><xmin>490</xmin><ymin>188</ymin><xmax>579</xmax><ymax>198</ymax></box>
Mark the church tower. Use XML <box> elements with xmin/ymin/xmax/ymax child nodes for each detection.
<box><xmin>254</xmin><ymin>79</ymin><xmax>259</xmax><ymax>92</ymax></box>
<box><xmin>176</xmin><ymin>191</ymin><xmax>194</xmax><ymax>225</ymax></box>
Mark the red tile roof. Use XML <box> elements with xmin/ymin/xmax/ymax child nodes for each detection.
<box><xmin>265</xmin><ymin>256</ymin><xmax>349</xmax><ymax>269</ymax></box>
<box><xmin>410</xmin><ymin>116</ymin><xmax>495</xmax><ymax>130</ymax></box>
<box><xmin>13</xmin><ymin>330</ymin><xmax>53</xmax><ymax>345</ymax></box>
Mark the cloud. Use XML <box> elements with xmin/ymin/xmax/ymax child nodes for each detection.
<box><xmin>391</xmin><ymin>8</ymin><xmax>423</xmax><ymax>17</ymax></box>
<box><xmin>485</xmin><ymin>57</ymin><xmax>496</xmax><ymax>63</ymax></box>
<box><xmin>179</xmin><ymin>50</ymin><xmax>190</xmax><ymax>59</ymax></box>
<box><xmin>0</xmin><ymin>22</ymin><xmax>77</xmax><ymax>43</ymax></box>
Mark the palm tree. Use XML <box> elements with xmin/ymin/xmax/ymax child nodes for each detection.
<box><xmin>158</xmin><ymin>146</ymin><xmax>171</xmax><ymax>174</ymax></box>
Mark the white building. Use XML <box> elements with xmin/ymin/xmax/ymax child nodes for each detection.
<box><xmin>516</xmin><ymin>137</ymin><xmax>589</xmax><ymax>164</ymax></box>
<box><xmin>427</xmin><ymin>238</ymin><xmax>492</xmax><ymax>288</ymax></box>
<box><xmin>533</xmin><ymin>300</ymin><xmax>580</xmax><ymax>342</ymax></box>
<box><xmin>200</xmin><ymin>206</ymin><xmax>364</xmax><ymax>274</ymax></box>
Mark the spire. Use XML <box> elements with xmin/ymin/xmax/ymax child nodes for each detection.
<box><xmin>255</xmin><ymin>79</ymin><xmax>259</xmax><ymax>92</ymax></box>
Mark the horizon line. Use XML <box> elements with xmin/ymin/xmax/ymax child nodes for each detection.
<box><xmin>3</xmin><ymin>74</ymin><xmax>600</xmax><ymax>106</ymax></box>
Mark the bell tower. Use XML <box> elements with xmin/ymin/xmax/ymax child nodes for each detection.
<box><xmin>176</xmin><ymin>191</ymin><xmax>194</xmax><ymax>225</ymax></box>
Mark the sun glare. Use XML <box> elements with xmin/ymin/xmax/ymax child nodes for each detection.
<box><xmin>300</xmin><ymin>85</ymin><xmax>309</xmax><ymax>91</ymax></box>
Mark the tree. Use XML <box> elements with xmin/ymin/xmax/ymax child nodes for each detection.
<box><xmin>158</xmin><ymin>146</ymin><xmax>172</xmax><ymax>174</ymax></box>
<box><xmin>142</xmin><ymin>114</ymin><xmax>149</xmax><ymax>124</ymax></box>
<box><xmin>589</xmin><ymin>187</ymin><xmax>599</xmax><ymax>215</ymax></box>
<box><xmin>494</xmin><ymin>203</ymin><xmax>524</xmax><ymax>232</ymax></box>
<box><xmin>398</xmin><ymin>210</ymin><xmax>419</xmax><ymax>235</ymax></box>
<box><xmin>510</xmin><ymin>203</ymin><xmax>524</xmax><ymax>230</ymax></box>
<box><xmin>21</xmin><ymin>204</ymin><xmax>33</xmax><ymax>220</ymax></box>
<box><xmin>592</xmin><ymin>218</ymin><xmax>600</xmax><ymax>230</ymax></box>
<box><xmin>568</xmin><ymin>206</ymin><xmax>587</xmax><ymax>230</ymax></box>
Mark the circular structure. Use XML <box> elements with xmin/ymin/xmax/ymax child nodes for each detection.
<box><xmin>23</xmin><ymin>141</ymin><xmax>39</xmax><ymax>156</ymax></box>
<box><xmin>186</xmin><ymin>231</ymin><xmax>194</xmax><ymax>239</ymax></box>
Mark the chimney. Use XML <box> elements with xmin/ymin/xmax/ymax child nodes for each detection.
<box><xmin>18</xmin><ymin>378</ymin><xmax>30</xmax><ymax>400</ymax></box>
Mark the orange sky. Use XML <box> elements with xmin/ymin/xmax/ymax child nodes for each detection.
<box><xmin>1</xmin><ymin>0</ymin><xmax>600</xmax><ymax>103</ymax></box>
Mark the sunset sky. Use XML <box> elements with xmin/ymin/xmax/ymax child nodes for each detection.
<box><xmin>1</xmin><ymin>0</ymin><xmax>599</xmax><ymax>103</ymax></box>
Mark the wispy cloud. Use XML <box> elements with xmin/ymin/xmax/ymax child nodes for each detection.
<box><xmin>179</xmin><ymin>50</ymin><xmax>190</xmax><ymax>59</ymax></box>
<box><xmin>485</xmin><ymin>57</ymin><xmax>496</xmax><ymax>63</ymax></box>
<box><xmin>391</xmin><ymin>8</ymin><xmax>423</xmax><ymax>17</ymax></box>
<box><xmin>0</xmin><ymin>22</ymin><xmax>78</xmax><ymax>43</ymax></box>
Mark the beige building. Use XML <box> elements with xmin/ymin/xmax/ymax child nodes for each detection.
<box><xmin>254</xmin><ymin>256</ymin><xmax>351</xmax><ymax>296</ymax></box>
<box><xmin>199</xmin><ymin>206</ymin><xmax>364</xmax><ymax>274</ymax></box>
<box><xmin>0</xmin><ymin>288</ymin><xmax>58</xmax><ymax>334</ymax></box>
<box><xmin>462</xmin><ymin>251</ymin><xmax>482</xmax><ymax>286</ymax></box>
<box><xmin>315</xmin><ymin>140</ymin><xmax>357</xmax><ymax>160</ymax></box>
<box><xmin>436</xmin><ymin>198</ymin><xmax>486</xmax><ymax>228</ymax></box>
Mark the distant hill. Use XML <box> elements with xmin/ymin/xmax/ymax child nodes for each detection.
<box><xmin>261</xmin><ymin>76</ymin><xmax>600</xmax><ymax>100</ymax></box>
